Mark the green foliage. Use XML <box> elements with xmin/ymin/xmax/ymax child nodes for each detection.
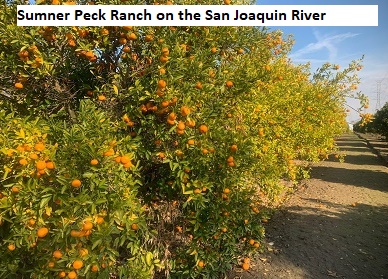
<box><xmin>354</xmin><ymin>102</ymin><xmax>388</xmax><ymax>138</ymax></box>
<box><xmin>0</xmin><ymin>0</ymin><xmax>368</xmax><ymax>278</ymax></box>
<box><xmin>0</xmin><ymin>101</ymin><xmax>155</xmax><ymax>279</ymax></box>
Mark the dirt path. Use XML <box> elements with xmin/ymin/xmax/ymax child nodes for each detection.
<box><xmin>228</xmin><ymin>133</ymin><xmax>388</xmax><ymax>279</ymax></box>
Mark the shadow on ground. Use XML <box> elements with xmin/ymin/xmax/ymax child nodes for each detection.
<box><xmin>309</xmin><ymin>165</ymin><xmax>388</xmax><ymax>193</ymax></box>
<box><xmin>226</xmin><ymin>134</ymin><xmax>388</xmax><ymax>279</ymax></box>
<box><xmin>236</xmin><ymin>202</ymin><xmax>388</xmax><ymax>279</ymax></box>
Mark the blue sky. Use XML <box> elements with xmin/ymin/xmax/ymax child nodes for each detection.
<box><xmin>256</xmin><ymin>0</ymin><xmax>388</xmax><ymax>123</ymax></box>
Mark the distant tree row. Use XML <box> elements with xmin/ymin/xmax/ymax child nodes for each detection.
<box><xmin>353</xmin><ymin>102</ymin><xmax>388</xmax><ymax>138</ymax></box>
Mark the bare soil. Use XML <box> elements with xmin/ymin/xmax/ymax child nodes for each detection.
<box><xmin>228</xmin><ymin>133</ymin><xmax>388</xmax><ymax>279</ymax></box>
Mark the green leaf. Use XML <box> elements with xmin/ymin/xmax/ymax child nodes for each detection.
<box><xmin>39</xmin><ymin>194</ymin><xmax>52</xmax><ymax>209</ymax></box>
<box><xmin>82</xmin><ymin>172</ymin><xmax>93</xmax><ymax>178</ymax></box>
<box><xmin>92</xmin><ymin>239</ymin><xmax>102</xmax><ymax>250</ymax></box>
<box><xmin>145</xmin><ymin>252</ymin><xmax>153</xmax><ymax>266</ymax></box>
<box><xmin>113</xmin><ymin>84</ymin><xmax>119</xmax><ymax>94</ymax></box>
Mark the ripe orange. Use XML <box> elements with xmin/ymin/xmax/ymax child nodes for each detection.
<box><xmin>161</xmin><ymin>47</ymin><xmax>169</xmax><ymax>56</ymax></box>
<box><xmin>67</xmin><ymin>39</ymin><xmax>76</xmax><ymax>47</ymax></box>
<box><xmin>91</xmin><ymin>264</ymin><xmax>99</xmax><ymax>272</ymax></box>
<box><xmin>243</xmin><ymin>257</ymin><xmax>250</xmax><ymax>264</ymax></box>
<box><xmin>48</xmin><ymin>261</ymin><xmax>55</xmax><ymax>268</ymax></box>
<box><xmin>230</xmin><ymin>144</ymin><xmax>238</xmax><ymax>152</ymax></box>
<box><xmin>180</xmin><ymin>106</ymin><xmax>190</xmax><ymax>117</ymax></box>
<box><xmin>118</xmin><ymin>37</ymin><xmax>127</xmax><ymax>45</ymax></box>
<box><xmin>37</xmin><ymin>169</ymin><xmax>46</xmax><ymax>175</ymax></box>
<box><xmin>34</xmin><ymin>142</ymin><xmax>45</xmax><ymax>151</ymax></box>
<box><xmin>90</xmin><ymin>159</ymin><xmax>98</xmax><ymax>165</ymax></box>
<box><xmin>123</xmin><ymin>161</ymin><xmax>133</xmax><ymax>169</ymax></box>
<box><xmin>15</xmin><ymin>82</ymin><xmax>24</xmax><ymax>89</ymax></box>
<box><xmin>85</xmin><ymin>51</ymin><xmax>95</xmax><ymax>59</ymax></box>
<box><xmin>79</xmin><ymin>248</ymin><xmax>89</xmax><ymax>257</ymax></box>
<box><xmin>10</xmin><ymin>186</ymin><xmax>17</xmax><ymax>193</ymax></box>
<box><xmin>168</xmin><ymin>112</ymin><xmax>177</xmax><ymax>120</ymax></box>
<box><xmin>23</xmin><ymin>144</ymin><xmax>31</xmax><ymax>151</ymax></box>
<box><xmin>29</xmin><ymin>153</ymin><xmax>39</xmax><ymax>160</ymax></box>
<box><xmin>72</xmin><ymin>260</ymin><xmax>84</xmax><ymax>270</ymax></box>
<box><xmin>82</xmin><ymin>221</ymin><xmax>93</xmax><ymax>231</ymax></box>
<box><xmin>197</xmin><ymin>260</ymin><xmax>205</xmax><ymax>268</ymax></box>
<box><xmin>18</xmin><ymin>50</ymin><xmax>29</xmax><ymax>58</ymax></box>
<box><xmin>167</xmin><ymin>118</ymin><xmax>175</xmax><ymax>125</ymax></box>
<box><xmin>127</xmin><ymin>32</ymin><xmax>137</xmax><ymax>40</ymax></box>
<box><xmin>194</xmin><ymin>188</ymin><xmax>202</xmax><ymax>194</ymax></box>
<box><xmin>158</xmin><ymin>79</ymin><xmax>167</xmax><ymax>89</ymax></box>
<box><xmin>16</xmin><ymin>145</ymin><xmax>25</xmax><ymax>152</ymax></box>
<box><xmin>159</xmin><ymin>55</ymin><xmax>169</xmax><ymax>63</ymax></box>
<box><xmin>195</xmin><ymin>81</ymin><xmax>203</xmax><ymax>89</ymax></box>
<box><xmin>186</xmin><ymin>119</ymin><xmax>195</xmax><ymax>128</ymax></box>
<box><xmin>145</xmin><ymin>34</ymin><xmax>153</xmax><ymax>42</ymax></box>
<box><xmin>28</xmin><ymin>218</ymin><xmax>36</xmax><ymax>226</ymax></box>
<box><xmin>36</xmin><ymin>160</ymin><xmax>46</xmax><ymax>170</ymax></box>
<box><xmin>187</xmin><ymin>139</ymin><xmax>195</xmax><ymax>145</ymax></box>
<box><xmin>161</xmin><ymin>100</ymin><xmax>170</xmax><ymax>107</ymax></box>
<box><xmin>114</xmin><ymin>156</ymin><xmax>122</xmax><ymax>163</ymax></box>
<box><xmin>37</xmin><ymin>227</ymin><xmax>49</xmax><ymax>238</ymax></box>
<box><xmin>225</xmin><ymin>80</ymin><xmax>234</xmax><ymax>88</ymax></box>
<box><xmin>120</xmin><ymin>155</ymin><xmax>131</xmax><ymax>164</ymax></box>
<box><xmin>53</xmin><ymin>250</ymin><xmax>63</xmax><ymax>259</ymax></box>
<box><xmin>99</xmin><ymin>28</ymin><xmax>109</xmax><ymax>35</ymax></box>
<box><xmin>198</xmin><ymin>125</ymin><xmax>208</xmax><ymax>134</ymax></box>
<box><xmin>71</xmin><ymin>179</ymin><xmax>82</xmax><ymax>188</ymax></box>
<box><xmin>7</xmin><ymin>243</ymin><xmax>16</xmax><ymax>251</ymax></box>
<box><xmin>131</xmin><ymin>223</ymin><xmax>139</xmax><ymax>231</ymax></box>
<box><xmin>248</xmin><ymin>239</ymin><xmax>255</xmax><ymax>245</ymax></box>
<box><xmin>224</xmin><ymin>0</ymin><xmax>230</xmax><ymax>4</ymax></box>
<box><xmin>170</xmin><ymin>97</ymin><xmax>178</xmax><ymax>104</ymax></box>
<box><xmin>67</xmin><ymin>271</ymin><xmax>77</xmax><ymax>279</ymax></box>
<box><xmin>98</xmin><ymin>95</ymin><xmax>106</xmax><ymax>101</ymax></box>
<box><xmin>211</xmin><ymin>47</ymin><xmax>217</xmax><ymax>53</ymax></box>
<box><xmin>177</xmin><ymin>121</ymin><xmax>185</xmax><ymax>130</ymax></box>
<box><xmin>58</xmin><ymin>271</ymin><xmax>66</xmax><ymax>278</ymax></box>
<box><xmin>122</xmin><ymin>26</ymin><xmax>132</xmax><ymax>31</ymax></box>
<box><xmin>70</xmin><ymin>230</ymin><xmax>82</xmax><ymax>237</ymax></box>
<box><xmin>242</xmin><ymin>262</ymin><xmax>250</xmax><ymax>270</ymax></box>
<box><xmin>46</xmin><ymin>161</ymin><xmax>55</xmax><ymax>169</ymax></box>
<box><xmin>19</xmin><ymin>158</ymin><xmax>28</xmax><ymax>165</ymax></box>
<box><xmin>96</xmin><ymin>216</ymin><xmax>104</xmax><ymax>224</ymax></box>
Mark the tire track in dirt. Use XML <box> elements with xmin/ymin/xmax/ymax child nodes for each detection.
<box><xmin>228</xmin><ymin>133</ymin><xmax>388</xmax><ymax>279</ymax></box>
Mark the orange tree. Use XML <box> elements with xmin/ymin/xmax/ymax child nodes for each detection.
<box><xmin>0</xmin><ymin>0</ymin><xmax>366</xmax><ymax>278</ymax></box>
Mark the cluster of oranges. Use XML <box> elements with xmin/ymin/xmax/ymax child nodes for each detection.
<box><xmin>159</xmin><ymin>46</ymin><xmax>169</xmax><ymax>63</ymax></box>
<box><xmin>7</xmin><ymin>141</ymin><xmax>56</xmax><ymax>179</ymax></box>
<box><xmin>39</xmin><ymin>26</ymin><xmax>56</xmax><ymax>42</ymax></box>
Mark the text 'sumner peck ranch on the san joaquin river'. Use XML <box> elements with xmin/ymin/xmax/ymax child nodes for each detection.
<box><xmin>17</xmin><ymin>8</ymin><xmax>327</xmax><ymax>23</ymax></box>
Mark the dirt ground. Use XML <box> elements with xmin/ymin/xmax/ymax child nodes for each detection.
<box><xmin>227</xmin><ymin>133</ymin><xmax>388</xmax><ymax>279</ymax></box>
